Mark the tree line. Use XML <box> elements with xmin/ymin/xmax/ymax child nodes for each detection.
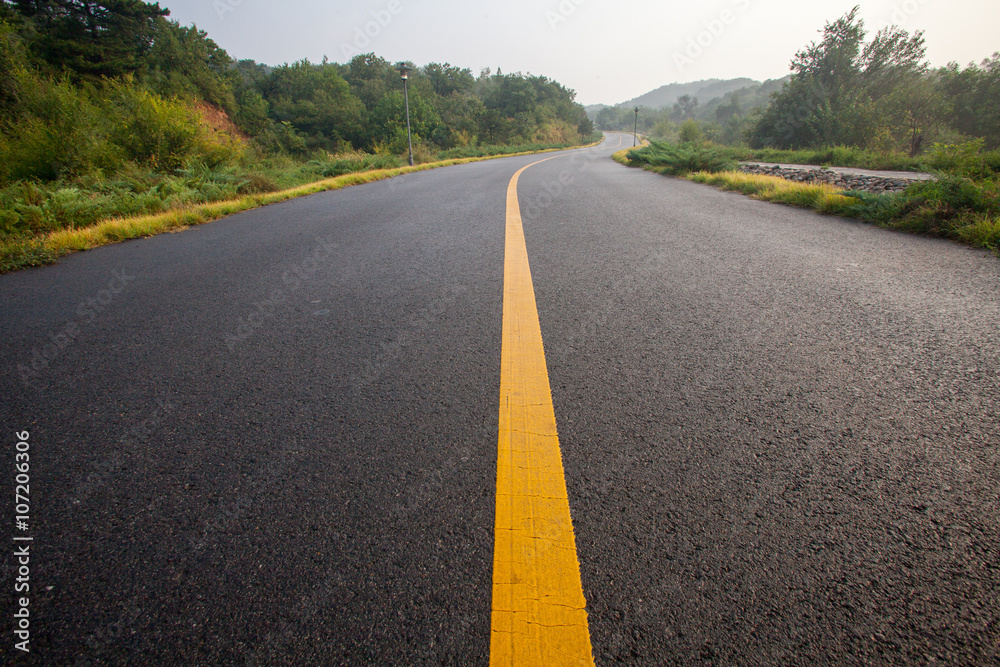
<box><xmin>0</xmin><ymin>0</ymin><xmax>594</xmax><ymax>182</ymax></box>
<box><xmin>595</xmin><ymin>7</ymin><xmax>999</xmax><ymax>156</ymax></box>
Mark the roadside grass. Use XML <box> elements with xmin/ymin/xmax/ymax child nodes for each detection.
<box><xmin>438</xmin><ymin>135</ymin><xmax>602</xmax><ymax>160</ymax></box>
<box><xmin>743</xmin><ymin>146</ymin><xmax>920</xmax><ymax>172</ymax></box>
<box><xmin>685</xmin><ymin>171</ymin><xmax>1000</xmax><ymax>253</ymax></box>
<box><xmin>688</xmin><ymin>171</ymin><xmax>848</xmax><ymax>209</ymax></box>
<box><xmin>953</xmin><ymin>214</ymin><xmax>1000</xmax><ymax>248</ymax></box>
<box><xmin>627</xmin><ymin>139</ymin><xmax>1000</xmax><ymax>175</ymax></box>
<box><xmin>614</xmin><ymin>139</ymin><xmax>1000</xmax><ymax>253</ymax></box>
<box><xmin>744</xmin><ymin>143</ymin><xmax>1000</xmax><ymax>176</ymax></box>
<box><xmin>0</xmin><ymin>141</ymin><xmax>600</xmax><ymax>274</ymax></box>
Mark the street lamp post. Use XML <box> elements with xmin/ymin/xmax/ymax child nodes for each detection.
<box><xmin>398</xmin><ymin>64</ymin><xmax>415</xmax><ymax>166</ymax></box>
<box><xmin>633</xmin><ymin>107</ymin><xmax>639</xmax><ymax>147</ymax></box>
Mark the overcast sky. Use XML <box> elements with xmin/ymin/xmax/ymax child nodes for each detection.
<box><xmin>158</xmin><ymin>0</ymin><xmax>999</xmax><ymax>106</ymax></box>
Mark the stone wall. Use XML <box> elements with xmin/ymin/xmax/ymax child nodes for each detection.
<box><xmin>738</xmin><ymin>163</ymin><xmax>925</xmax><ymax>194</ymax></box>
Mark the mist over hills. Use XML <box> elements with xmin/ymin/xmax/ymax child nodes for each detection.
<box><xmin>622</xmin><ymin>78</ymin><xmax>760</xmax><ymax>109</ymax></box>
<box><xmin>589</xmin><ymin>78</ymin><xmax>763</xmax><ymax>112</ymax></box>
<box><xmin>586</xmin><ymin>76</ymin><xmax>793</xmax><ymax>126</ymax></box>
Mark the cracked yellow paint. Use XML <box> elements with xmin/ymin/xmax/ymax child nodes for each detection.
<box><xmin>491</xmin><ymin>158</ymin><xmax>595</xmax><ymax>666</ymax></box>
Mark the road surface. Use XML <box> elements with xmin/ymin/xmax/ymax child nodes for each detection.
<box><xmin>2</xmin><ymin>133</ymin><xmax>998</xmax><ymax>665</ymax></box>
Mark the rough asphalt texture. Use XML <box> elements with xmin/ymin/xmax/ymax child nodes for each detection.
<box><xmin>1</xmin><ymin>134</ymin><xmax>998</xmax><ymax>665</ymax></box>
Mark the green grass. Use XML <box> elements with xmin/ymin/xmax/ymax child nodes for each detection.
<box><xmin>685</xmin><ymin>171</ymin><xmax>1000</xmax><ymax>253</ymax></box>
<box><xmin>625</xmin><ymin>142</ymin><xmax>926</xmax><ymax>172</ymax></box>
<box><xmin>742</xmin><ymin>146</ymin><xmax>921</xmax><ymax>172</ymax></box>
<box><xmin>436</xmin><ymin>135</ymin><xmax>603</xmax><ymax>160</ymax></box>
<box><xmin>308</xmin><ymin>152</ymin><xmax>405</xmax><ymax>177</ymax></box>
<box><xmin>616</xmin><ymin>138</ymin><xmax>1000</xmax><ymax>254</ymax></box>
<box><xmin>0</xmin><ymin>138</ymin><xmax>601</xmax><ymax>273</ymax></box>
<box><xmin>732</xmin><ymin>142</ymin><xmax>1000</xmax><ymax>177</ymax></box>
<box><xmin>625</xmin><ymin>140</ymin><xmax>737</xmax><ymax>176</ymax></box>
<box><xmin>633</xmin><ymin>140</ymin><xmax>1000</xmax><ymax>176</ymax></box>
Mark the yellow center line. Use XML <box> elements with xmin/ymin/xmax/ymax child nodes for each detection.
<box><xmin>491</xmin><ymin>156</ymin><xmax>595</xmax><ymax>666</ymax></box>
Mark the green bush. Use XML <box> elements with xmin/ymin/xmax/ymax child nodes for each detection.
<box><xmin>236</xmin><ymin>172</ymin><xmax>280</xmax><ymax>194</ymax></box>
<box><xmin>902</xmin><ymin>176</ymin><xmax>1000</xmax><ymax>218</ymax></box>
<box><xmin>838</xmin><ymin>190</ymin><xmax>908</xmax><ymax>226</ymax></box>
<box><xmin>105</xmin><ymin>83</ymin><xmax>202</xmax><ymax>171</ymax></box>
<box><xmin>678</xmin><ymin>119</ymin><xmax>703</xmax><ymax>144</ymax></box>
<box><xmin>922</xmin><ymin>140</ymin><xmax>1000</xmax><ymax>180</ymax></box>
<box><xmin>627</xmin><ymin>140</ymin><xmax>738</xmax><ymax>176</ymax></box>
<box><xmin>0</xmin><ymin>76</ymin><xmax>120</xmax><ymax>181</ymax></box>
<box><xmin>838</xmin><ymin>175</ymin><xmax>999</xmax><ymax>243</ymax></box>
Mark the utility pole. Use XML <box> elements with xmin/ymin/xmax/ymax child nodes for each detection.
<box><xmin>398</xmin><ymin>64</ymin><xmax>415</xmax><ymax>166</ymax></box>
<box><xmin>634</xmin><ymin>107</ymin><xmax>639</xmax><ymax>147</ymax></box>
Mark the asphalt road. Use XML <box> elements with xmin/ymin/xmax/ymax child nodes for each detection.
<box><xmin>2</xmin><ymin>133</ymin><xmax>998</xmax><ymax>665</ymax></box>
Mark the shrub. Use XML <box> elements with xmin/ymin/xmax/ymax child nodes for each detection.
<box><xmin>627</xmin><ymin>140</ymin><xmax>737</xmax><ymax>176</ymax></box>
<box><xmin>0</xmin><ymin>76</ymin><xmax>119</xmax><ymax>181</ymax></box>
<box><xmin>922</xmin><ymin>140</ymin><xmax>1000</xmax><ymax>180</ymax></box>
<box><xmin>105</xmin><ymin>83</ymin><xmax>202</xmax><ymax>170</ymax></box>
<box><xmin>903</xmin><ymin>175</ymin><xmax>1000</xmax><ymax>217</ymax></box>
<box><xmin>678</xmin><ymin>119</ymin><xmax>703</xmax><ymax>145</ymax></box>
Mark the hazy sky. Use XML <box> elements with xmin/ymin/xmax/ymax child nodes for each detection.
<box><xmin>159</xmin><ymin>0</ymin><xmax>999</xmax><ymax>106</ymax></box>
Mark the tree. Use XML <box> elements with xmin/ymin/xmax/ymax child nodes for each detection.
<box><xmin>424</xmin><ymin>62</ymin><xmax>474</xmax><ymax>97</ymax></box>
<box><xmin>939</xmin><ymin>54</ymin><xmax>1000</xmax><ymax>149</ymax></box>
<box><xmin>7</xmin><ymin>0</ymin><xmax>169</xmax><ymax>78</ymax></box>
<box><xmin>714</xmin><ymin>96</ymin><xmax>740</xmax><ymax>125</ymax></box>
<box><xmin>0</xmin><ymin>18</ymin><xmax>25</xmax><ymax>114</ymax></box>
<box><xmin>750</xmin><ymin>7</ymin><xmax>927</xmax><ymax>150</ymax></box>
<box><xmin>883</xmin><ymin>72</ymin><xmax>946</xmax><ymax>155</ymax></box>
<box><xmin>143</xmin><ymin>19</ymin><xmax>238</xmax><ymax>111</ymax></box>
<box><xmin>343</xmin><ymin>53</ymin><xmax>394</xmax><ymax>110</ymax></box>
<box><xmin>678</xmin><ymin>118</ymin><xmax>702</xmax><ymax>144</ymax></box>
<box><xmin>672</xmin><ymin>94</ymin><xmax>698</xmax><ymax>121</ymax></box>
<box><xmin>262</xmin><ymin>60</ymin><xmax>363</xmax><ymax>151</ymax></box>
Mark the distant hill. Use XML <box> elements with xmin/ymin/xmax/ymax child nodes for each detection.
<box><xmin>694</xmin><ymin>76</ymin><xmax>791</xmax><ymax>120</ymax></box>
<box><xmin>587</xmin><ymin>76</ymin><xmax>793</xmax><ymax>133</ymax></box>
<box><xmin>621</xmin><ymin>78</ymin><xmax>759</xmax><ymax>110</ymax></box>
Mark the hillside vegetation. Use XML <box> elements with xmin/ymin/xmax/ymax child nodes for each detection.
<box><xmin>0</xmin><ymin>0</ymin><xmax>596</xmax><ymax>269</ymax></box>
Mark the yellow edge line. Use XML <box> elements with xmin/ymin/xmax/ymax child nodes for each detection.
<box><xmin>491</xmin><ymin>155</ymin><xmax>595</xmax><ymax>666</ymax></box>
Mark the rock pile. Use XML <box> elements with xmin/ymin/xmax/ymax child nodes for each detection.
<box><xmin>738</xmin><ymin>163</ymin><xmax>924</xmax><ymax>194</ymax></box>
